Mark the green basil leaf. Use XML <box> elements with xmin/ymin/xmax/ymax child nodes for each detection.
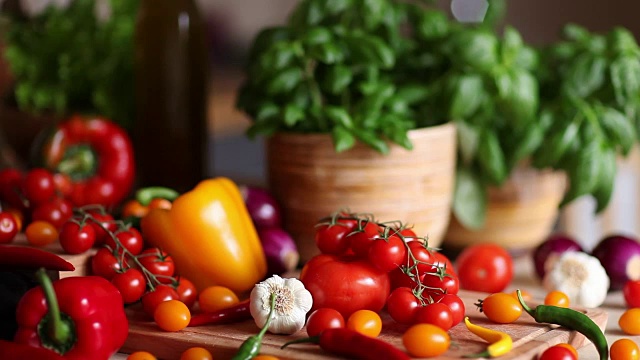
<box><xmin>417</xmin><ymin>9</ymin><xmax>449</xmax><ymax>40</ymax></box>
<box><xmin>560</xmin><ymin>140</ymin><xmax>602</xmax><ymax>207</ymax></box>
<box><xmin>593</xmin><ymin>144</ymin><xmax>617</xmax><ymax>213</ymax></box>
<box><xmin>255</xmin><ymin>103</ymin><xmax>280</xmax><ymax>122</ymax></box>
<box><xmin>247</xmin><ymin>27</ymin><xmax>290</xmax><ymax>62</ymax></box>
<box><xmin>449</xmin><ymin>74</ymin><xmax>484</xmax><ymax>119</ymax></box>
<box><xmin>344</xmin><ymin>34</ymin><xmax>395</xmax><ymax>69</ymax></box>
<box><xmin>610</xmin><ymin>56</ymin><xmax>640</xmax><ymax>106</ymax></box>
<box><xmin>478</xmin><ymin>130</ymin><xmax>507</xmax><ymax>185</ymax></box>
<box><xmin>563</xmin><ymin>23</ymin><xmax>590</xmax><ymax>43</ymax></box>
<box><xmin>259</xmin><ymin>41</ymin><xmax>302</xmax><ymax>70</ymax></box>
<box><xmin>322</xmin><ymin>64</ymin><xmax>353</xmax><ymax>94</ymax></box>
<box><xmin>534</xmin><ymin>120</ymin><xmax>581</xmax><ymax>167</ymax></box>
<box><xmin>288</xmin><ymin>0</ymin><xmax>325</xmax><ymax>28</ymax></box>
<box><xmin>450</xmin><ymin>29</ymin><xmax>499</xmax><ymax>73</ymax></box>
<box><xmin>332</xmin><ymin>125</ymin><xmax>356</xmax><ymax>152</ymax></box>
<box><xmin>361</xmin><ymin>0</ymin><xmax>386</xmax><ymax>30</ymax></box>
<box><xmin>508</xmin><ymin>121</ymin><xmax>544</xmax><ymax>170</ymax></box>
<box><xmin>608</xmin><ymin>27</ymin><xmax>640</xmax><ymax>56</ymax></box>
<box><xmin>324</xmin><ymin>0</ymin><xmax>353</xmax><ymax>15</ymax></box>
<box><xmin>325</xmin><ymin>106</ymin><xmax>354</xmax><ymax>129</ymax></box>
<box><xmin>564</xmin><ymin>54</ymin><xmax>606</xmax><ymax>98</ymax></box>
<box><xmin>266</xmin><ymin>68</ymin><xmax>304</xmax><ymax>95</ymax></box>
<box><xmin>456</xmin><ymin>120</ymin><xmax>480</xmax><ymax>165</ymax></box>
<box><xmin>600</xmin><ymin>106</ymin><xmax>636</xmax><ymax>156</ymax></box>
<box><xmin>283</xmin><ymin>104</ymin><xmax>305</xmax><ymax>127</ymax></box>
<box><xmin>356</xmin><ymin>130</ymin><xmax>389</xmax><ymax>154</ymax></box>
<box><xmin>452</xmin><ymin>166</ymin><xmax>487</xmax><ymax>230</ymax></box>
<box><xmin>246</xmin><ymin>116</ymin><xmax>280</xmax><ymax>139</ymax></box>
<box><xmin>393</xmin><ymin>84</ymin><xmax>430</xmax><ymax>105</ymax></box>
<box><xmin>308</xmin><ymin>42</ymin><xmax>344</xmax><ymax>64</ymax></box>
<box><xmin>514</xmin><ymin>46</ymin><xmax>539</xmax><ymax>71</ymax></box>
<box><xmin>499</xmin><ymin>69</ymin><xmax>538</xmax><ymax>123</ymax></box>
<box><xmin>382</xmin><ymin>115</ymin><xmax>413</xmax><ymax>150</ymax></box>
<box><xmin>501</xmin><ymin>26</ymin><xmax>523</xmax><ymax>66</ymax></box>
<box><xmin>300</xmin><ymin>26</ymin><xmax>333</xmax><ymax>45</ymax></box>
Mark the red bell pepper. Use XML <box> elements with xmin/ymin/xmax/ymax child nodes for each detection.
<box><xmin>0</xmin><ymin>245</ymin><xmax>74</xmax><ymax>271</ymax></box>
<box><xmin>40</xmin><ymin>115</ymin><xmax>135</xmax><ymax>207</ymax></box>
<box><xmin>0</xmin><ymin>339</ymin><xmax>65</xmax><ymax>360</ymax></box>
<box><xmin>13</xmin><ymin>269</ymin><xmax>128</xmax><ymax>360</ymax></box>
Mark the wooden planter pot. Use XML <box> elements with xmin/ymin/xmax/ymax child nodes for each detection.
<box><xmin>267</xmin><ymin>123</ymin><xmax>457</xmax><ymax>263</ymax></box>
<box><xmin>445</xmin><ymin>166</ymin><xmax>567</xmax><ymax>253</ymax></box>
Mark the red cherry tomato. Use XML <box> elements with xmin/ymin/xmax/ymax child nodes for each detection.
<box><xmin>0</xmin><ymin>168</ymin><xmax>24</xmax><ymax>209</ymax></box>
<box><xmin>422</xmin><ymin>271</ymin><xmax>459</xmax><ymax>296</ymax></box>
<box><xmin>0</xmin><ymin>212</ymin><xmax>18</xmax><ymax>243</ymax></box>
<box><xmin>138</xmin><ymin>248</ymin><xmax>175</xmax><ymax>283</ymax></box>
<box><xmin>433</xmin><ymin>293</ymin><xmax>465</xmax><ymax>326</ymax></box>
<box><xmin>112</xmin><ymin>268</ymin><xmax>147</xmax><ymax>304</ymax></box>
<box><xmin>368</xmin><ymin>235</ymin><xmax>406</xmax><ymax>272</ymax></box>
<box><xmin>456</xmin><ymin>243</ymin><xmax>513</xmax><ymax>293</ymax></box>
<box><xmin>539</xmin><ymin>345</ymin><xmax>577</xmax><ymax>360</ymax></box>
<box><xmin>22</xmin><ymin>168</ymin><xmax>55</xmax><ymax>205</ymax></box>
<box><xmin>397</xmin><ymin>228</ymin><xmax>418</xmax><ymax>241</ymax></box>
<box><xmin>31</xmin><ymin>197</ymin><xmax>73</xmax><ymax>230</ymax></box>
<box><xmin>315</xmin><ymin>223</ymin><xmax>354</xmax><ymax>255</ymax></box>
<box><xmin>406</xmin><ymin>241</ymin><xmax>436</xmax><ymax>274</ymax></box>
<box><xmin>386</xmin><ymin>287</ymin><xmax>421</xmax><ymax>325</ymax></box>
<box><xmin>389</xmin><ymin>267</ymin><xmax>422</xmax><ymax>291</ymax></box>
<box><xmin>142</xmin><ymin>284</ymin><xmax>180</xmax><ymax>317</ymax></box>
<box><xmin>87</xmin><ymin>211</ymin><xmax>118</xmax><ymax>246</ymax></box>
<box><xmin>175</xmin><ymin>276</ymin><xmax>198</xmax><ymax>308</ymax></box>
<box><xmin>300</xmin><ymin>254</ymin><xmax>390</xmax><ymax>318</ymax></box>
<box><xmin>106</xmin><ymin>228</ymin><xmax>144</xmax><ymax>255</ymax></box>
<box><xmin>432</xmin><ymin>251</ymin><xmax>456</xmax><ymax>275</ymax></box>
<box><xmin>415</xmin><ymin>302</ymin><xmax>454</xmax><ymax>331</ymax></box>
<box><xmin>348</xmin><ymin>221</ymin><xmax>381</xmax><ymax>258</ymax></box>
<box><xmin>306</xmin><ymin>308</ymin><xmax>345</xmax><ymax>337</ymax></box>
<box><xmin>59</xmin><ymin>220</ymin><xmax>96</xmax><ymax>254</ymax></box>
<box><xmin>91</xmin><ymin>247</ymin><xmax>125</xmax><ymax>280</ymax></box>
<box><xmin>624</xmin><ymin>280</ymin><xmax>640</xmax><ymax>308</ymax></box>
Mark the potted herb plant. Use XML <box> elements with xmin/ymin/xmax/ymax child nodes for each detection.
<box><xmin>236</xmin><ymin>0</ymin><xmax>459</xmax><ymax>262</ymax></box>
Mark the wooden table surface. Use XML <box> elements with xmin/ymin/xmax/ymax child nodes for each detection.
<box><xmin>112</xmin><ymin>253</ymin><xmax>637</xmax><ymax>360</ymax></box>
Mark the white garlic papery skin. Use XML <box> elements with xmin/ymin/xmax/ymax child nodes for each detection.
<box><xmin>543</xmin><ymin>251</ymin><xmax>610</xmax><ymax>308</ymax></box>
<box><xmin>249</xmin><ymin>275</ymin><xmax>313</xmax><ymax>335</ymax></box>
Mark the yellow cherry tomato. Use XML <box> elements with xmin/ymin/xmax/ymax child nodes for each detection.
<box><xmin>253</xmin><ymin>356</ymin><xmax>280</xmax><ymax>360</ymax></box>
<box><xmin>403</xmin><ymin>323</ymin><xmax>450</xmax><ymax>358</ymax></box>
<box><xmin>553</xmin><ymin>343</ymin><xmax>578</xmax><ymax>359</ymax></box>
<box><xmin>127</xmin><ymin>351</ymin><xmax>157</xmax><ymax>360</ymax></box>
<box><xmin>346</xmin><ymin>309</ymin><xmax>382</xmax><ymax>337</ymax></box>
<box><xmin>25</xmin><ymin>221</ymin><xmax>58</xmax><ymax>246</ymax></box>
<box><xmin>154</xmin><ymin>299</ymin><xmax>191</xmax><ymax>332</ymax></box>
<box><xmin>611</xmin><ymin>338</ymin><xmax>640</xmax><ymax>360</ymax></box>
<box><xmin>180</xmin><ymin>346</ymin><xmax>213</xmax><ymax>360</ymax></box>
<box><xmin>510</xmin><ymin>289</ymin><xmax>532</xmax><ymax>302</ymax></box>
<box><xmin>544</xmin><ymin>290</ymin><xmax>570</xmax><ymax>308</ymax></box>
<box><xmin>198</xmin><ymin>285</ymin><xmax>239</xmax><ymax>313</ymax></box>
<box><xmin>619</xmin><ymin>308</ymin><xmax>640</xmax><ymax>335</ymax></box>
<box><xmin>481</xmin><ymin>292</ymin><xmax>522</xmax><ymax>324</ymax></box>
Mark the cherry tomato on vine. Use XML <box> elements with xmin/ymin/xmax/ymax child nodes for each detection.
<box><xmin>149</xmin><ymin>198</ymin><xmax>173</xmax><ymax>210</ymax></box>
<box><xmin>315</xmin><ymin>223</ymin><xmax>353</xmax><ymax>255</ymax></box>
<box><xmin>368</xmin><ymin>235</ymin><xmax>406</xmax><ymax>272</ymax></box>
<box><xmin>610</xmin><ymin>338</ymin><xmax>640</xmax><ymax>360</ymax></box>
<box><xmin>22</xmin><ymin>168</ymin><xmax>55</xmax><ymax>205</ymax></box>
<box><xmin>348</xmin><ymin>221</ymin><xmax>381</xmax><ymax>258</ymax></box>
<box><xmin>544</xmin><ymin>290</ymin><xmax>570</xmax><ymax>308</ymax></box>
<box><xmin>306</xmin><ymin>308</ymin><xmax>345</xmax><ymax>337</ymax></box>
<box><xmin>106</xmin><ymin>227</ymin><xmax>144</xmax><ymax>255</ymax></box>
<box><xmin>431</xmin><ymin>251</ymin><xmax>455</xmax><ymax>275</ymax></box>
<box><xmin>346</xmin><ymin>309</ymin><xmax>382</xmax><ymax>337</ymax></box>
<box><xmin>180</xmin><ymin>347</ymin><xmax>213</xmax><ymax>360</ymax></box>
<box><xmin>480</xmin><ymin>292</ymin><xmax>522</xmax><ymax>324</ymax></box>
<box><xmin>538</xmin><ymin>345</ymin><xmax>577</xmax><ymax>360</ymax></box>
<box><xmin>456</xmin><ymin>243</ymin><xmax>513</xmax><ymax>293</ymax></box>
<box><xmin>386</xmin><ymin>287</ymin><xmax>421</xmax><ymax>325</ymax></box>
<box><xmin>402</xmin><ymin>323</ymin><xmax>450</xmax><ymax>358</ymax></box>
<box><xmin>176</xmin><ymin>276</ymin><xmax>198</xmax><ymax>308</ymax></box>
<box><xmin>25</xmin><ymin>221</ymin><xmax>58</xmax><ymax>247</ymax></box>
<box><xmin>415</xmin><ymin>303</ymin><xmax>453</xmax><ymax>331</ymax></box>
<box><xmin>87</xmin><ymin>211</ymin><xmax>118</xmax><ymax>245</ymax></box>
<box><xmin>422</xmin><ymin>271</ymin><xmax>459</xmax><ymax>295</ymax></box>
<box><xmin>433</xmin><ymin>293</ymin><xmax>465</xmax><ymax>326</ymax></box>
<box><xmin>142</xmin><ymin>284</ymin><xmax>180</xmax><ymax>317</ymax></box>
<box><xmin>389</xmin><ymin>267</ymin><xmax>422</xmax><ymax>290</ymax></box>
<box><xmin>0</xmin><ymin>211</ymin><xmax>18</xmax><ymax>243</ymax></box>
<box><xmin>554</xmin><ymin>344</ymin><xmax>578</xmax><ymax>359</ymax></box>
<box><xmin>127</xmin><ymin>351</ymin><xmax>157</xmax><ymax>360</ymax></box>
<box><xmin>406</xmin><ymin>241</ymin><xmax>436</xmax><ymax>274</ymax></box>
<box><xmin>138</xmin><ymin>248</ymin><xmax>175</xmax><ymax>283</ymax></box>
<box><xmin>623</xmin><ymin>280</ymin><xmax>640</xmax><ymax>308</ymax></box>
<box><xmin>0</xmin><ymin>168</ymin><xmax>24</xmax><ymax>209</ymax></box>
<box><xmin>619</xmin><ymin>308</ymin><xmax>640</xmax><ymax>335</ymax></box>
<box><xmin>59</xmin><ymin>221</ymin><xmax>96</xmax><ymax>254</ymax></box>
<box><xmin>122</xmin><ymin>200</ymin><xmax>149</xmax><ymax>219</ymax></box>
<box><xmin>396</xmin><ymin>228</ymin><xmax>418</xmax><ymax>241</ymax></box>
<box><xmin>91</xmin><ymin>247</ymin><xmax>124</xmax><ymax>280</ymax></box>
<box><xmin>154</xmin><ymin>299</ymin><xmax>191</xmax><ymax>332</ymax></box>
<box><xmin>31</xmin><ymin>197</ymin><xmax>73</xmax><ymax>230</ymax></box>
<box><xmin>198</xmin><ymin>285</ymin><xmax>239</xmax><ymax>313</ymax></box>
<box><xmin>112</xmin><ymin>268</ymin><xmax>147</xmax><ymax>304</ymax></box>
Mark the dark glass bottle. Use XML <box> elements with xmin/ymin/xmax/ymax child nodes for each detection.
<box><xmin>133</xmin><ymin>0</ymin><xmax>209</xmax><ymax>192</ymax></box>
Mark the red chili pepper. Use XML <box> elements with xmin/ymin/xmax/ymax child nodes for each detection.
<box><xmin>282</xmin><ymin>328</ymin><xmax>411</xmax><ymax>360</ymax></box>
<box><xmin>40</xmin><ymin>115</ymin><xmax>135</xmax><ymax>207</ymax></box>
<box><xmin>0</xmin><ymin>339</ymin><xmax>65</xmax><ymax>360</ymax></box>
<box><xmin>188</xmin><ymin>300</ymin><xmax>252</xmax><ymax>327</ymax></box>
<box><xmin>13</xmin><ymin>269</ymin><xmax>128</xmax><ymax>360</ymax></box>
<box><xmin>0</xmin><ymin>245</ymin><xmax>74</xmax><ymax>271</ymax></box>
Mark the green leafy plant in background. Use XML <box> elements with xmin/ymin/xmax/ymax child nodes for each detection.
<box><xmin>0</xmin><ymin>0</ymin><xmax>139</xmax><ymax>128</ymax></box>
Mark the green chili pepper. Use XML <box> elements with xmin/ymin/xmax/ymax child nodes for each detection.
<box><xmin>135</xmin><ymin>186</ymin><xmax>180</xmax><ymax>206</ymax></box>
<box><xmin>231</xmin><ymin>293</ymin><xmax>276</xmax><ymax>360</ymax></box>
<box><xmin>516</xmin><ymin>290</ymin><xmax>608</xmax><ymax>360</ymax></box>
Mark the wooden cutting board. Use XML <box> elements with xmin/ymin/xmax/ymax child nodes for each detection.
<box><xmin>121</xmin><ymin>289</ymin><xmax>608</xmax><ymax>360</ymax></box>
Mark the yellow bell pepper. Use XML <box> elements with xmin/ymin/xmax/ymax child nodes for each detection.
<box><xmin>140</xmin><ymin>177</ymin><xmax>267</xmax><ymax>294</ymax></box>
<box><xmin>464</xmin><ymin>317</ymin><xmax>513</xmax><ymax>358</ymax></box>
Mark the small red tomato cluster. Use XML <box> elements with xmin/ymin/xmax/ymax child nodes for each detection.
<box><xmin>302</xmin><ymin>211</ymin><xmax>465</xmax><ymax>332</ymax></box>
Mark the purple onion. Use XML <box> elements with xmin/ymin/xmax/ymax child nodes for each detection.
<box><xmin>592</xmin><ymin>234</ymin><xmax>640</xmax><ymax>291</ymax></box>
<box><xmin>533</xmin><ymin>233</ymin><xmax>584</xmax><ymax>279</ymax></box>
<box><xmin>240</xmin><ymin>185</ymin><xmax>282</xmax><ymax>229</ymax></box>
<box><xmin>258</xmin><ymin>228</ymin><xmax>299</xmax><ymax>275</ymax></box>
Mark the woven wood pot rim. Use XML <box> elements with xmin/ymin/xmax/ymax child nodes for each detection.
<box><xmin>269</xmin><ymin>122</ymin><xmax>455</xmax><ymax>142</ymax></box>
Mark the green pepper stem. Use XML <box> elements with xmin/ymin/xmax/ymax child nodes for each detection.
<box><xmin>56</xmin><ymin>145</ymin><xmax>96</xmax><ymax>179</ymax></box>
<box><xmin>36</xmin><ymin>268</ymin><xmax>72</xmax><ymax>345</ymax></box>
<box><xmin>516</xmin><ymin>289</ymin><xmax>536</xmax><ymax>317</ymax></box>
<box><xmin>281</xmin><ymin>335</ymin><xmax>321</xmax><ymax>349</ymax></box>
<box><xmin>135</xmin><ymin>186</ymin><xmax>180</xmax><ymax>206</ymax></box>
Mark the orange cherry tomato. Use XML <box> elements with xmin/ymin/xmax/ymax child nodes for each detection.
<box><xmin>198</xmin><ymin>285</ymin><xmax>239</xmax><ymax>313</ymax></box>
<box><xmin>553</xmin><ymin>343</ymin><xmax>578</xmax><ymax>359</ymax></box>
<box><xmin>154</xmin><ymin>299</ymin><xmax>191</xmax><ymax>332</ymax></box>
<box><xmin>402</xmin><ymin>323</ymin><xmax>450</xmax><ymax>358</ymax></box>
<box><xmin>253</xmin><ymin>356</ymin><xmax>280</xmax><ymax>360</ymax></box>
<box><xmin>619</xmin><ymin>308</ymin><xmax>640</xmax><ymax>335</ymax></box>
<box><xmin>510</xmin><ymin>289</ymin><xmax>532</xmax><ymax>302</ymax></box>
<box><xmin>610</xmin><ymin>338</ymin><xmax>640</xmax><ymax>360</ymax></box>
<box><xmin>127</xmin><ymin>351</ymin><xmax>157</xmax><ymax>360</ymax></box>
<box><xmin>481</xmin><ymin>292</ymin><xmax>522</xmax><ymax>324</ymax></box>
<box><xmin>180</xmin><ymin>347</ymin><xmax>213</xmax><ymax>360</ymax></box>
<box><xmin>122</xmin><ymin>200</ymin><xmax>149</xmax><ymax>218</ymax></box>
<box><xmin>6</xmin><ymin>208</ymin><xmax>23</xmax><ymax>233</ymax></box>
<box><xmin>148</xmin><ymin>198</ymin><xmax>173</xmax><ymax>210</ymax></box>
<box><xmin>544</xmin><ymin>290</ymin><xmax>570</xmax><ymax>308</ymax></box>
<box><xmin>25</xmin><ymin>221</ymin><xmax>58</xmax><ymax>246</ymax></box>
<box><xmin>346</xmin><ymin>309</ymin><xmax>382</xmax><ymax>337</ymax></box>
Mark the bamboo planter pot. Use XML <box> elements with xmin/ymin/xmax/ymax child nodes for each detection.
<box><xmin>267</xmin><ymin>123</ymin><xmax>457</xmax><ymax>263</ymax></box>
<box><xmin>444</xmin><ymin>166</ymin><xmax>567</xmax><ymax>253</ymax></box>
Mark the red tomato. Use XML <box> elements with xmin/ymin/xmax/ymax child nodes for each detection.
<box><xmin>368</xmin><ymin>235</ymin><xmax>406</xmax><ymax>272</ymax></box>
<box><xmin>386</xmin><ymin>287</ymin><xmax>421</xmax><ymax>325</ymax></box>
<box><xmin>415</xmin><ymin>302</ymin><xmax>453</xmax><ymax>331</ymax></box>
<box><xmin>31</xmin><ymin>197</ymin><xmax>74</xmax><ymax>230</ymax></box>
<box><xmin>315</xmin><ymin>223</ymin><xmax>353</xmax><ymax>255</ymax></box>
<box><xmin>389</xmin><ymin>267</ymin><xmax>422</xmax><ymax>291</ymax></box>
<box><xmin>406</xmin><ymin>241</ymin><xmax>436</xmax><ymax>274</ymax></box>
<box><xmin>0</xmin><ymin>212</ymin><xmax>18</xmax><ymax>243</ymax></box>
<box><xmin>87</xmin><ymin>211</ymin><xmax>118</xmax><ymax>246</ymax></box>
<box><xmin>539</xmin><ymin>345</ymin><xmax>577</xmax><ymax>360</ymax></box>
<box><xmin>22</xmin><ymin>168</ymin><xmax>55</xmax><ymax>205</ymax></box>
<box><xmin>59</xmin><ymin>221</ymin><xmax>96</xmax><ymax>254</ymax></box>
<box><xmin>456</xmin><ymin>243</ymin><xmax>513</xmax><ymax>293</ymax></box>
<box><xmin>107</xmin><ymin>228</ymin><xmax>144</xmax><ymax>255</ymax></box>
<box><xmin>300</xmin><ymin>254</ymin><xmax>390</xmax><ymax>318</ymax></box>
<box><xmin>348</xmin><ymin>221</ymin><xmax>381</xmax><ymax>258</ymax></box>
<box><xmin>175</xmin><ymin>276</ymin><xmax>198</xmax><ymax>308</ymax></box>
<box><xmin>91</xmin><ymin>247</ymin><xmax>125</xmax><ymax>280</ymax></box>
<box><xmin>397</xmin><ymin>228</ymin><xmax>418</xmax><ymax>241</ymax></box>
<box><xmin>624</xmin><ymin>280</ymin><xmax>640</xmax><ymax>308</ymax></box>
<box><xmin>433</xmin><ymin>293</ymin><xmax>465</xmax><ymax>326</ymax></box>
<box><xmin>422</xmin><ymin>271</ymin><xmax>459</xmax><ymax>295</ymax></box>
<box><xmin>138</xmin><ymin>248</ymin><xmax>175</xmax><ymax>283</ymax></box>
<box><xmin>306</xmin><ymin>308</ymin><xmax>345</xmax><ymax>337</ymax></box>
<box><xmin>142</xmin><ymin>284</ymin><xmax>180</xmax><ymax>317</ymax></box>
<box><xmin>431</xmin><ymin>251</ymin><xmax>455</xmax><ymax>275</ymax></box>
<box><xmin>112</xmin><ymin>268</ymin><xmax>147</xmax><ymax>304</ymax></box>
<box><xmin>0</xmin><ymin>168</ymin><xmax>24</xmax><ymax>209</ymax></box>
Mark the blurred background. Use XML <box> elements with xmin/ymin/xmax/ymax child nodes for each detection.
<box><xmin>1</xmin><ymin>0</ymin><xmax>640</xmax><ymax>251</ymax></box>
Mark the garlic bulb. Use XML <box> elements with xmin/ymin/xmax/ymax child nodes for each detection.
<box><xmin>543</xmin><ymin>251</ymin><xmax>610</xmax><ymax>308</ymax></box>
<box><xmin>249</xmin><ymin>275</ymin><xmax>313</xmax><ymax>335</ymax></box>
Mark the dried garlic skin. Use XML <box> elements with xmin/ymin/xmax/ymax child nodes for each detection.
<box><xmin>250</xmin><ymin>275</ymin><xmax>313</xmax><ymax>334</ymax></box>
